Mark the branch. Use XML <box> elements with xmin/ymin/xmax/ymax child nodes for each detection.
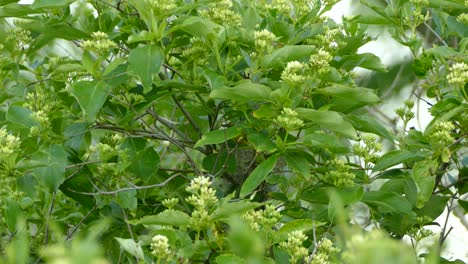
<box><xmin>67</xmin><ymin>173</ymin><xmax>184</xmax><ymax>196</ymax></box>
<box><xmin>424</xmin><ymin>21</ymin><xmax>449</xmax><ymax>47</ymax></box>
<box><xmin>44</xmin><ymin>191</ymin><xmax>57</xmax><ymax>245</ymax></box>
<box><xmin>172</xmin><ymin>94</ymin><xmax>202</xmax><ymax>138</ymax></box>
<box><xmin>65</xmin><ymin>202</ymin><xmax>100</xmax><ymax>241</ymax></box>
<box><xmin>439</xmin><ymin>197</ymin><xmax>455</xmax><ymax>246</ymax></box>
<box><xmin>146</xmin><ymin>108</ymin><xmax>194</xmax><ymax>143</ymax></box>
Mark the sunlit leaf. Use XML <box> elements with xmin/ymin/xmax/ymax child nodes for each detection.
<box><xmin>128</xmin><ymin>44</ymin><xmax>164</xmax><ymax>93</ymax></box>
<box><xmin>240</xmin><ymin>155</ymin><xmax>279</xmax><ymax>197</ymax></box>
<box><xmin>296</xmin><ymin>108</ymin><xmax>358</xmax><ymax>139</ymax></box>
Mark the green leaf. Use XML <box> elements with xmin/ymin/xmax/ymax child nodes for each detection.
<box><xmin>346</xmin><ymin>114</ymin><xmax>395</xmax><ymax>143</ymax></box>
<box><xmin>0</xmin><ymin>3</ymin><xmax>43</xmax><ymax>17</ymax></box>
<box><xmin>335</xmin><ymin>186</ymin><xmax>365</xmax><ymax>205</ymax></box>
<box><xmin>301</xmin><ymin>132</ymin><xmax>350</xmax><ymax>153</ymax></box>
<box><xmin>246</xmin><ymin>130</ymin><xmax>276</xmax><ymax>153</ymax></box>
<box><xmin>6</xmin><ymin>106</ymin><xmax>38</xmax><ymax>132</ymax></box>
<box><xmin>31</xmin><ymin>0</ymin><xmax>75</xmax><ymax>9</ymax></box>
<box><xmin>33</xmin><ymin>144</ymin><xmax>68</xmax><ymax>192</ymax></box>
<box><xmin>216</xmin><ymin>254</ymin><xmax>246</xmax><ymax>264</ymax></box>
<box><xmin>416</xmin><ymin>195</ymin><xmax>450</xmax><ymax>220</ymax></box>
<box><xmin>195</xmin><ymin>127</ymin><xmax>242</xmax><ymax>147</ymax></box>
<box><xmin>178</xmin><ymin>240</ymin><xmax>211</xmax><ymax>259</ymax></box>
<box><xmin>128</xmin><ymin>147</ymin><xmax>160</xmax><ymax>182</ymax></box>
<box><xmin>209</xmin><ymin>82</ymin><xmax>273</xmax><ymax>102</ymax></box>
<box><xmin>428</xmin><ymin>0</ymin><xmax>467</xmax><ymax>10</ymax></box>
<box><xmin>412</xmin><ymin>160</ymin><xmax>438</xmax><ymax>208</ymax></box>
<box><xmin>70</xmin><ymin>81</ymin><xmax>109</xmax><ymax>122</ymax></box>
<box><xmin>23</xmin><ymin>21</ymin><xmax>89</xmax><ymax>40</ymax></box>
<box><xmin>114</xmin><ymin>237</ymin><xmax>145</xmax><ymax>260</ymax></box>
<box><xmin>128</xmin><ymin>44</ymin><xmax>164</xmax><ymax>93</ymax></box>
<box><xmin>261</xmin><ymin>45</ymin><xmax>316</xmax><ymax>68</ymax></box>
<box><xmin>129</xmin><ymin>210</ymin><xmax>191</xmax><ymax>226</ymax></box>
<box><xmin>295</xmin><ymin>108</ymin><xmax>358</xmax><ymax>139</ymax></box>
<box><xmin>284</xmin><ymin>150</ymin><xmax>310</xmax><ymax>176</ymax></box>
<box><xmin>240</xmin><ymin>155</ymin><xmax>279</xmax><ymax>197</ymax></box>
<box><xmin>373</xmin><ymin>150</ymin><xmax>428</xmax><ymax>171</ymax></box>
<box><xmin>5</xmin><ymin>199</ymin><xmax>23</xmax><ymax>232</ymax></box>
<box><xmin>314</xmin><ymin>85</ymin><xmax>381</xmax><ymax>112</ymax></box>
<box><xmin>211</xmin><ymin>201</ymin><xmax>262</xmax><ymax>221</ymax></box>
<box><xmin>116</xmin><ymin>190</ymin><xmax>137</xmax><ymax>211</ymax></box>
<box><xmin>425</xmin><ymin>46</ymin><xmax>466</xmax><ymax>59</ymax></box>
<box><xmin>336</xmin><ymin>53</ymin><xmax>387</xmax><ymax>72</ymax></box>
<box><xmin>362</xmin><ymin>191</ymin><xmax>415</xmax><ymax>216</ymax></box>
<box><xmin>173</xmin><ymin>16</ymin><xmax>226</xmax><ymax>47</ymax></box>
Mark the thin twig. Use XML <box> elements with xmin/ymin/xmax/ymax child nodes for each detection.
<box><xmin>65</xmin><ymin>160</ymin><xmax>103</xmax><ymax>169</ymax></box>
<box><xmin>424</xmin><ymin>22</ymin><xmax>449</xmax><ymax>47</ymax></box>
<box><xmin>44</xmin><ymin>191</ymin><xmax>57</xmax><ymax>245</ymax></box>
<box><xmin>146</xmin><ymin>109</ymin><xmax>194</xmax><ymax>142</ymax></box>
<box><xmin>172</xmin><ymin>94</ymin><xmax>202</xmax><ymax>137</ymax></box>
<box><xmin>439</xmin><ymin>197</ymin><xmax>454</xmax><ymax>246</ymax></box>
<box><xmin>412</xmin><ymin>91</ymin><xmax>433</xmax><ymax>106</ymax></box>
<box><xmin>65</xmin><ymin>203</ymin><xmax>100</xmax><ymax>241</ymax></box>
<box><xmin>67</xmin><ymin>173</ymin><xmax>183</xmax><ymax>196</ymax></box>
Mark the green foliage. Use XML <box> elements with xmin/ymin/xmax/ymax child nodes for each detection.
<box><xmin>0</xmin><ymin>0</ymin><xmax>467</xmax><ymax>263</ymax></box>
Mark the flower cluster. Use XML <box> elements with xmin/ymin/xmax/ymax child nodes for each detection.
<box><xmin>281</xmin><ymin>61</ymin><xmax>308</xmax><ymax>85</ymax></box>
<box><xmin>279</xmin><ymin>231</ymin><xmax>309</xmax><ymax>263</ymax></box>
<box><xmin>308</xmin><ymin>238</ymin><xmax>340</xmax><ymax>264</ymax></box>
<box><xmin>308</xmin><ymin>27</ymin><xmax>343</xmax><ymax>52</ymax></box>
<box><xmin>82</xmin><ymin>31</ymin><xmax>117</xmax><ymax>54</ymax></box>
<box><xmin>353</xmin><ymin>135</ymin><xmax>382</xmax><ymax>165</ymax></box>
<box><xmin>322</xmin><ymin>159</ymin><xmax>355</xmax><ymax>187</ymax></box>
<box><xmin>406</xmin><ymin>0</ymin><xmax>430</xmax><ymax>27</ymax></box>
<box><xmin>186</xmin><ymin>176</ymin><xmax>218</xmax><ymax>230</ymax></box>
<box><xmin>199</xmin><ymin>0</ymin><xmax>241</xmax><ymax>26</ymax></box>
<box><xmin>30</xmin><ymin>110</ymin><xmax>50</xmax><ymax>135</ymax></box>
<box><xmin>457</xmin><ymin>13</ymin><xmax>468</xmax><ymax>24</ymax></box>
<box><xmin>150</xmin><ymin>235</ymin><xmax>171</xmax><ymax>259</ymax></box>
<box><xmin>181</xmin><ymin>37</ymin><xmax>208</xmax><ymax>65</ymax></box>
<box><xmin>447</xmin><ymin>62</ymin><xmax>468</xmax><ymax>85</ymax></box>
<box><xmin>275</xmin><ymin>108</ymin><xmax>304</xmax><ymax>130</ymax></box>
<box><xmin>85</xmin><ymin>134</ymin><xmax>127</xmax><ymax>176</ymax></box>
<box><xmin>309</xmin><ymin>49</ymin><xmax>333</xmax><ymax>74</ymax></box>
<box><xmin>266</xmin><ymin>0</ymin><xmax>292</xmax><ymax>16</ymax></box>
<box><xmin>395</xmin><ymin>100</ymin><xmax>415</xmax><ymax>129</ymax></box>
<box><xmin>146</xmin><ymin>0</ymin><xmax>176</xmax><ymax>14</ymax></box>
<box><xmin>162</xmin><ymin>197</ymin><xmax>179</xmax><ymax>209</ymax></box>
<box><xmin>6</xmin><ymin>27</ymin><xmax>31</xmax><ymax>50</ymax></box>
<box><xmin>186</xmin><ymin>176</ymin><xmax>218</xmax><ymax>209</ymax></box>
<box><xmin>254</xmin><ymin>29</ymin><xmax>276</xmax><ymax>53</ymax></box>
<box><xmin>292</xmin><ymin>0</ymin><xmax>314</xmax><ymax>18</ymax></box>
<box><xmin>428</xmin><ymin>121</ymin><xmax>455</xmax><ymax>161</ymax></box>
<box><xmin>242</xmin><ymin>204</ymin><xmax>281</xmax><ymax>231</ymax></box>
<box><xmin>24</xmin><ymin>88</ymin><xmax>60</xmax><ymax>113</ymax></box>
<box><xmin>0</xmin><ymin>128</ymin><xmax>21</xmax><ymax>156</ymax></box>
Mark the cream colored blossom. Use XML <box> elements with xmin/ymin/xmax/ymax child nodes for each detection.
<box><xmin>254</xmin><ymin>29</ymin><xmax>276</xmax><ymax>53</ymax></box>
<box><xmin>199</xmin><ymin>0</ymin><xmax>241</xmax><ymax>26</ymax></box>
<box><xmin>281</xmin><ymin>61</ymin><xmax>307</xmax><ymax>84</ymax></box>
<box><xmin>0</xmin><ymin>128</ymin><xmax>20</xmax><ymax>156</ymax></box>
<box><xmin>276</xmin><ymin>108</ymin><xmax>304</xmax><ymax>130</ymax></box>
<box><xmin>150</xmin><ymin>235</ymin><xmax>171</xmax><ymax>258</ymax></box>
<box><xmin>447</xmin><ymin>62</ymin><xmax>468</xmax><ymax>85</ymax></box>
<box><xmin>280</xmin><ymin>231</ymin><xmax>309</xmax><ymax>263</ymax></box>
<box><xmin>82</xmin><ymin>31</ymin><xmax>117</xmax><ymax>54</ymax></box>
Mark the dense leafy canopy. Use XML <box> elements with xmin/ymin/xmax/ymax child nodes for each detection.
<box><xmin>0</xmin><ymin>0</ymin><xmax>467</xmax><ymax>263</ymax></box>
